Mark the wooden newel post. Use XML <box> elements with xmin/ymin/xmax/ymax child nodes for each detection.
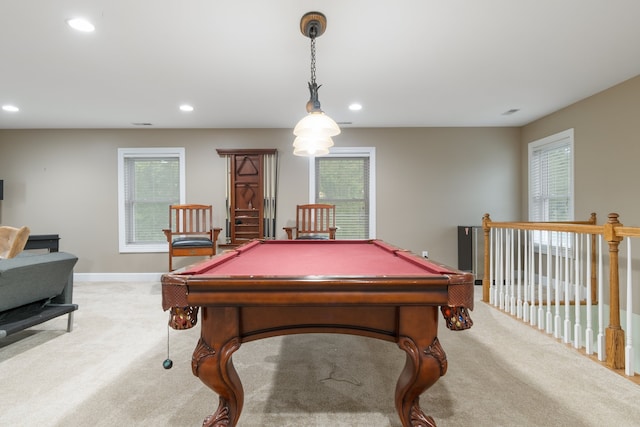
<box><xmin>482</xmin><ymin>213</ymin><xmax>491</xmax><ymax>303</ymax></box>
<box><xmin>604</xmin><ymin>212</ymin><xmax>625</xmax><ymax>369</ymax></box>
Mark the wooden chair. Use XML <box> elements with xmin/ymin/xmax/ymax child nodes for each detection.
<box><xmin>284</xmin><ymin>204</ymin><xmax>337</xmax><ymax>240</ymax></box>
<box><xmin>162</xmin><ymin>204</ymin><xmax>222</xmax><ymax>271</ymax></box>
<box><xmin>0</xmin><ymin>225</ymin><xmax>30</xmax><ymax>259</ymax></box>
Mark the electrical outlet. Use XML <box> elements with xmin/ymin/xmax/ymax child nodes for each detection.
<box><xmin>422</xmin><ymin>250</ymin><xmax>429</xmax><ymax>258</ymax></box>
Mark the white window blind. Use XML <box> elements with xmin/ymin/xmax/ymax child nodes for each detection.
<box><xmin>310</xmin><ymin>147</ymin><xmax>376</xmax><ymax>239</ymax></box>
<box><xmin>118</xmin><ymin>148</ymin><xmax>185</xmax><ymax>252</ymax></box>
<box><xmin>528</xmin><ymin>129</ymin><xmax>574</xmax><ymax>248</ymax></box>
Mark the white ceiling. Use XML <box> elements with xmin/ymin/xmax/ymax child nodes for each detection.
<box><xmin>2</xmin><ymin>0</ymin><xmax>640</xmax><ymax>130</ymax></box>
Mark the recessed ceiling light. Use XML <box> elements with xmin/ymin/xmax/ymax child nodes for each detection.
<box><xmin>2</xmin><ymin>105</ymin><xmax>19</xmax><ymax>112</ymax></box>
<box><xmin>179</xmin><ymin>104</ymin><xmax>194</xmax><ymax>112</ymax></box>
<box><xmin>349</xmin><ymin>103</ymin><xmax>362</xmax><ymax>111</ymax></box>
<box><xmin>67</xmin><ymin>18</ymin><xmax>95</xmax><ymax>32</ymax></box>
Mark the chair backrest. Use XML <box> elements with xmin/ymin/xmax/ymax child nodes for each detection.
<box><xmin>168</xmin><ymin>204</ymin><xmax>213</xmax><ymax>237</ymax></box>
<box><xmin>295</xmin><ymin>204</ymin><xmax>336</xmax><ymax>239</ymax></box>
<box><xmin>0</xmin><ymin>225</ymin><xmax>31</xmax><ymax>259</ymax></box>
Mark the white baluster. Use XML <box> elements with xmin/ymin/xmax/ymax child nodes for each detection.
<box><xmin>510</xmin><ymin>229</ymin><xmax>516</xmax><ymax>315</ymax></box>
<box><xmin>597</xmin><ymin>235</ymin><xmax>605</xmax><ymax>361</ymax></box>
<box><xmin>574</xmin><ymin>233</ymin><xmax>582</xmax><ymax>349</ymax></box>
<box><xmin>585</xmin><ymin>234</ymin><xmax>593</xmax><ymax>355</ymax></box>
<box><xmin>530</xmin><ymin>232</ymin><xmax>537</xmax><ymax>325</ymax></box>
<box><xmin>625</xmin><ymin>239</ymin><xmax>635</xmax><ymax>376</ymax></box>
<box><xmin>517</xmin><ymin>229</ymin><xmax>523</xmax><ymax>319</ymax></box>
<box><xmin>523</xmin><ymin>229</ymin><xmax>530</xmax><ymax>323</ymax></box>
<box><xmin>546</xmin><ymin>230</ymin><xmax>552</xmax><ymax>334</ymax></box>
<box><xmin>564</xmin><ymin>232</ymin><xmax>571</xmax><ymax>344</ymax></box>
<box><xmin>537</xmin><ymin>237</ymin><xmax>544</xmax><ymax>329</ymax></box>
<box><xmin>499</xmin><ymin>228</ymin><xmax>505</xmax><ymax>310</ymax></box>
<box><xmin>554</xmin><ymin>231</ymin><xmax>562</xmax><ymax>339</ymax></box>
<box><xmin>490</xmin><ymin>228</ymin><xmax>496</xmax><ymax>305</ymax></box>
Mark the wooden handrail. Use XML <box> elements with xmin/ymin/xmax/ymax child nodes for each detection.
<box><xmin>481</xmin><ymin>212</ymin><xmax>633</xmax><ymax>371</ymax></box>
<box><xmin>615</xmin><ymin>226</ymin><xmax>640</xmax><ymax>238</ymax></box>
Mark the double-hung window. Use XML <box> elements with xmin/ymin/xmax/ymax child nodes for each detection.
<box><xmin>118</xmin><ymin>148</ymin><xmax>185</xmax><ymax>253</ymax></box>
<box><xmin>528</xmin><ymin>129</ymin><xmax>574</xmax><ymax>246</ymax></box>
<box><xmin>309</xmin><ymin>147</ymin><xmax>376</xmax><ymax>239</ymax></box>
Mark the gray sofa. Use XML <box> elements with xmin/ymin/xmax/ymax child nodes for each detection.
<box><xmin>0</xmin><ymin>251</ymin><xmax>78</xmax><ymax>338</ymax></box>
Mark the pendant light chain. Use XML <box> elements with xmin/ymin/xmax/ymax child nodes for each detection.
<box><xmin>310</xmin><ymin>37</ymin><xmax>317</xmax><ymax>86</ymax></box>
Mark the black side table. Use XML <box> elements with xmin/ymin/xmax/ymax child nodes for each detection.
<box><xmin>24</xmin><ymin>234</ymin><xmax>60</xmax><ymax>252</ymax></box>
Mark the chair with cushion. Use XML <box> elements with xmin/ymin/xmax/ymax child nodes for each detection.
<box><xmin>283</xmin><ymin>204</ymin><xmax>337</xmax><ymax>240</ymax></box>
<box><xmin>0</xmin><ymin>225</ymin><xmax>30</xmax><ymax>259</ymax></box>
<box><xmin>162</xmin><ymin>204</ymin><xmax>222</xmax><ymax>271</ymax></box>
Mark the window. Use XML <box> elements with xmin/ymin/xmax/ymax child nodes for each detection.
<box><xmin>118</xmin><ymin>148</ymin><xmax>185</xmax><ymax>253</ymax></box>
<box><xmin>309</xmin><ymin>147</ymin><xmax>376</xmax><ymax>239</ymax></box>
<box><xmin>528</xmin><ymin>129</ymin><xmax>574</xmax><ymax>247</ymax></box>
<box><xmin>528</xmin><ymin>129</ymin><xmax>574</xmax><ymax>222</ymax></box>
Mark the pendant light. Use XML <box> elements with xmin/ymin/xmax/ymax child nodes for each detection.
<box><xmin>293</xmin><ymin>12</ymin><xmax>340</xmax><ymax>157</ymax></box>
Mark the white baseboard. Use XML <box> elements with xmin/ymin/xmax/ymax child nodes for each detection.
<box><xmin>74</xmin><ymin>272</ymin><xmax>164</xmax><ymax>282</ymax></box>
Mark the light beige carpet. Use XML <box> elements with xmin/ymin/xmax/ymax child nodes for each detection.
<box><xmin>1</xmin><ymin>281</ymin><xmax>639</xmax><ymax>426</ymax></box>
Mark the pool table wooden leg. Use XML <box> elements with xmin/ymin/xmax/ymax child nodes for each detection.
<box><xmin>193</xmin><ymin>307</ymin><xmax>244</xmax><ymax>427</ymax></box>
<box><xmin>395</xmin><ymin>306</ymin><xmax>447</xmax><ymax>427</ymax></box>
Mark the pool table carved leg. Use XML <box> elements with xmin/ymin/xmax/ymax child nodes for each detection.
<box><xmin>395</xmin><ymin>306</ymin><xmax>447</xmax><ymax>427</ymax></box>
<box><xmin>194</xmin><ymin>308</ymin><xmax>244</xmax><ymax>427</ymax></box>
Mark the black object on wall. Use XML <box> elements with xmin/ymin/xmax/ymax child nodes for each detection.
<box><xmin>0</xmin><ymin>180</ymin><xmax>3</xmax><ymax>200</ymax></box>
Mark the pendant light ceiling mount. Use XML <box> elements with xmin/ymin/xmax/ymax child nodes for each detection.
<box><xmin>300</xmin><ymin>12</ymin><xmax>327</xmax><ymax>39</ymax></box>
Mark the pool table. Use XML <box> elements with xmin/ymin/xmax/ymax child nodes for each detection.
<box><xmin>162</xmin><ymin>239</ymin><xmax>474</xmax><ymax>427</ymax></box>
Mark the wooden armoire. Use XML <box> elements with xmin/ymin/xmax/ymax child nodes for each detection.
<box><xmin>216</xmin><ymin>149</ymin><xmax>278</xmax><ymax>245</ymax></box>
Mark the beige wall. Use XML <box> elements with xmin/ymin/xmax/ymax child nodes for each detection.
<box><xmin>0</xmin><ymin>127</ymin><xmax>521</xmax><ymax>273</ymax></box>
<box><xmin>521</xmin><ymin>74</ymin><xmax>640</xmax><ymax>223</ymax></box>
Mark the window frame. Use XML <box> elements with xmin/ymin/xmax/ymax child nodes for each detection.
<box><xmin>528</xmin><ymin>128</ymin><xmax>574</xmax><ymax>222</ymax></box>
<box><xmin>528</xmin><ymin>129</ymin><xmax>574</xmax><ymax>249</ymax></box>
<box><xmin>308</xmin><ymin>147</ymin><xmax>376</xmax><ymax>239</ymax></box>
<box><xmin>117</xmin><ymin>147</ymin><xmax>186</xmax><ymax>253</ymax></box>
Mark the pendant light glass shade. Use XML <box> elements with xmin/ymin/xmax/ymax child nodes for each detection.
<box><xmin>293</xmin><ymin>111</ymin><xmax>341</xmax><ymax>138</ymax></box>
<box><xmin>293</xmin><ymin>145</ymin><xmax>330</xmax><ymax>157</ymax></box>
<box><xmin>293</xmin><ymin>135</ymin><xmax>333</xmax><ymax>157</ymax></box>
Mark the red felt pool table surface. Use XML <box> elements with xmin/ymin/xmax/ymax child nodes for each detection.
<box><xmin>180</xmin><ymin>239</ymin><xmax>457</xmax><ymax>277</ymax></box>
<box><xmin>161</xmin><ymin>239</ymin><xmax>474</xmax><ymax>427</ymax></box>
